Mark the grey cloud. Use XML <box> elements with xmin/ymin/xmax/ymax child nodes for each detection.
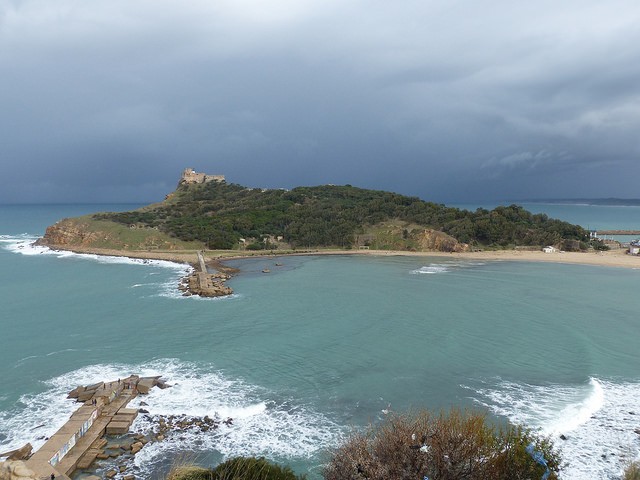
<box><xmin>1</xmin><ymin>0</ymin><xmax>640</xmax><ymax>204</ymax></box>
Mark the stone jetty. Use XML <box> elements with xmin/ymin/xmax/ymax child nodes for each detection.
<box><xmin>179</xmin><ymin>251</ymin><xmax>233</xmax><ymax>297</ymax></box>
<box><xmin>0</xmin><ymin>375</ymin><xmax>168</xmax><ymax>480</ymax></box>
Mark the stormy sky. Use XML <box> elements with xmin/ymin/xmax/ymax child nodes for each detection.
<box><xmin>1</xmin><ymin>1</ymin><xmax>639</xmax><ymax>204</ymax></box>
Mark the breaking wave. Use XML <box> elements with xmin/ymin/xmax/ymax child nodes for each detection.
<box><xmin>0</xmin><ymin>360</ymin><xmax>343</xmax><ymax>477</ymax></box>
<box><xmin>0</xmin><ymin>234</ymin><xmax>239</xmax><ymax>300</ymax></box>
<box><xmin>466</xmin><ymin>377</ymin><xmax>640</xmax><ymax>479</ymax></box>
<box><xmin>410</xmin><ymin>261</ymin><xmax>486</xmax><ymax>275</ymax></box>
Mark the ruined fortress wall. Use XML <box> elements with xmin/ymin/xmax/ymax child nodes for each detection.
<box><xmin>180</xmin><ymin>168</ymin><xmax>225</xmax><ymax>185</ymax></box>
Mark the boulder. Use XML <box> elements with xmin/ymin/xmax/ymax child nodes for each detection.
<box><xmin>106</xmin><ymin>421</ymin><xmax>131</xmax><ymax>435</ymax></box>
<box><xmin>11</xmin><ymin>463</ymin><xmax>36</xmax><ymax>479</ymax></box>
<box><xmin>77</xmin><ymin>391</ymin><xmax>95</xmax><ymax>402</ymax></box>
<box><xmin>131</xmin><ymin>442</ymin><xmax>144</xmax><ymax>454</ymax></box>
<box><xmin>67</xmin><ymin>386</ymin><xmax>84</xmax><ymax>399</ymax></box>
<box><xmin>118</xmin><ymin>408</ymin><xmax>139</xmax><ymax>416</ymax></box>
<box><xmin>105</xmin><ymin>469</ymin><xmax>117</xmax><ymax>478</ymax></box>
<box><xmin>156</xmin><ymin>379</ymin><xmax>171</xmax><ymax>389</ymax></box>
<box><xmin>6</xmin><ymin>444</ymin><xmax>32</xmax><ymax>461</ymax></box>
<box><xmin>136</xmin><ymin>378</ymin><xmax>156</xmax><ymax>394</ymax></box>
<box><xmin>0</xmin><ymin>461</ymin><xmax>37</xmax><ymax>480</ymax></box>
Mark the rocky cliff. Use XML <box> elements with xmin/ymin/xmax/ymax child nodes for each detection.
<box><xmin>414</xmin><ymin>229</ymin><xmax>468</xmax><ymax>253</ymax></box>
<box><xmin>37</xmin><ymin>217</ymin><xmax>199</xmax><ymax>251</ymax></box>
<box><xmin>38</xmin><ymin>219</ymin><xmax>101</xmax><ymax>247</ymax></box>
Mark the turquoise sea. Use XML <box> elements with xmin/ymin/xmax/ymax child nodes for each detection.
<box><xmin>1</xmin><ymin>203</ymin><xmax>640</xmax><ymax>479</ymax></box>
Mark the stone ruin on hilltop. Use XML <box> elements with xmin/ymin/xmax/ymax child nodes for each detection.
<box><xmin>178</xmin><ymin>168</ymin><xmax>225</xmax><ymax>186</ymax></box>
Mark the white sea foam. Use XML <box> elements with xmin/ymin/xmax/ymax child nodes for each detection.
<box><xmin>0</xmin><ymin>234</ymin><xmax>206</xmax><ymax>299</ymax></box>
<box><xmin>410</xmin><ymin>264</ymin><xmax>452</xmax><ymax>274</ymax></box>
<box><xmin>127</xmin><ymin>360</ymin><xmax>342</xmax><ymax>476</ymax></box>
<box><xmin>0</xmin><ymin>360</ymin><xmax>342</xmax><ymax>475</ymax></box>
<box><xmin>0</xmin><ymin>234</ymin><xmax>187</xmax><ymax>270</ymax></box>
<box><xmin>410</xmin><ymin>261</ymin><xmax>485</xmax><ymax>275</ymax></box>
<box><xmin>467</xmin><ymin>377</ymin><xmax>640</xmax><ymax>479</ymax></box>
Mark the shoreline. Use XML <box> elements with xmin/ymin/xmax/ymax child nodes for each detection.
<box><xmin>41</xmin><ymin>243</ymin><xmax>640</xmax><ymax>270</ymax></box>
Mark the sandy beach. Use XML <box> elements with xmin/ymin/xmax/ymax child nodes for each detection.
<box><xmin>50</xmin><ymin>244</ymin><xmax>640</xmax><ymax>270</ymax></box>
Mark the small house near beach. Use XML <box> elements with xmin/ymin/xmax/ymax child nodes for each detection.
<box><xmin>542</xmin><ymin>246</ymin><xmax>557</xmax><ymax>254</ymax></box>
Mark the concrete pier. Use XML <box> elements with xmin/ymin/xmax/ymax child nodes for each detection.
<box><xmin>24</xmin><ymin>375</ymin><xmax>163</xmax><ymax>480</ymax></box>
<box><xmin>180</xmin><ymin>252</ymin><xmax>233</xmax><ymax>297</ymax></box>
<box><xmin>197</xmin><ymin>251</ymin><xmax>208</xmax><ymax>273</ymax></box>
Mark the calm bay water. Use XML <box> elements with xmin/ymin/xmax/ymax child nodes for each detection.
<box><xmin>1</xmin><ymin>203</ymin><xmax>640</xmax><ymax>479</ymax></box>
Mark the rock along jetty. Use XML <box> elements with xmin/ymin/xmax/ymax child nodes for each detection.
<box><xmin>179</xmin><ymin>251</ymin><xmax>233</xmax><ymax>297</ymax></box>
<box><xmin>0</xmin><ymin>375</ymin><xmax>168</xmax><ymax>480</ymax></box>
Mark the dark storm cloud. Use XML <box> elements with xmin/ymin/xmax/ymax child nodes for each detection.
<box><xmin>1</xmin><ymin>0</ymin><xmax>639</xmax><ymax>203</ymax></box>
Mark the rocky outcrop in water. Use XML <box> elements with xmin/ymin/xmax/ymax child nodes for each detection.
<box><xmin>179</xmin><ymin>272</ymin><xmax>232</xmax><ymax>298</ymax></box>
<box><xmin>139</xmin><ymin>413</ymin><xmax>233</xmax><ymax>442</ymax></box>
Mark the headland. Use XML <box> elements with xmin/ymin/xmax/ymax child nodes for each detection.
<box><xmin>32</xmin><ymin>170</ymin><xmax>639</xmax><ymax>290</ymax></box>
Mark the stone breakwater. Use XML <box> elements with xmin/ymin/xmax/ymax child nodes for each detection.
<box><xmin>0</xmin><ymin>375</ymin><xmax>239</xmax><ymax>480</ymax></box>
<box><xmin>178</xmin><ymin>251</ymin><xmax>233</xmax><ymax>297</ymax></box>
<box><xmin>0</xmin><ymin>376</ymin><xmax>169</xmax><ymax>480</ymax></box>
<box><xmin>179</xmin><ymin>270</ymin><xmax>233</xmax><ymax>298</ymax></box>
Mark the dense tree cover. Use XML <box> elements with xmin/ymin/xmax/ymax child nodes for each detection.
<box><xmin>95</xmin><ymin>182</ymin><xmax>588</xmax><ymax>249</ymax></box>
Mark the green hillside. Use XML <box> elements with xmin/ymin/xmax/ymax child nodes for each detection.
<box><xmin>93</xmin><ymin>181</ymin><xmax>590</xmax><ymax>251</ymax></box>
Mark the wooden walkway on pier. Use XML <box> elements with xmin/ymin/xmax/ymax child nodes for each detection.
<box><xmin>25</xmin><ymin>376</ymin><xmax>160</xmax><ymax>480</ymax></box>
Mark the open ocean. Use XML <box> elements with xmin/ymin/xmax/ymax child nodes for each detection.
<box><xmin>1</xmin><ymin>203</ymin><xmax>640</xmax><ymax>479</ymax></box>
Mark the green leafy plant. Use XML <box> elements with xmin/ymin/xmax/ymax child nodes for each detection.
<box><xmin>212</xmin><ymin>457</ymin><xmax>305</xmax><ymax>480</ymax></box>
<box><xmin>166</xmin><ymin>457</ymin><xmax>306</xmax><ymax>480</ymax></box>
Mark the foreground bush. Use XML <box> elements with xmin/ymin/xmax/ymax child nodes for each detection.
<box><xmin>212</xmin><ymin>457</ymin><xmax>305</xmax><ymax>480</ymax></box>
<box><xmin>167</xmin><ymin>466</ymin><xmax>213</xmax><ymax>480</ymax></box>
<box><xmin>624</xmin><ymin>461</ymin><xmax>640</xmax><ymax>480</ymax></box>
<box><xmin>167</xmin><ymin>457</ymin><xmax>306</xmax><ymax>480</ymax></box>
<box><xmin>324</xmin><ymin>409</ymin><xmax>561</xmax><ymax>480</ymax></box>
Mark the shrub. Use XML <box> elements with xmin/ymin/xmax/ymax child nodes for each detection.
<box><xmin>212</xmin><ymin>457</ymin><xmax>305</xmax><ymax>480</ymax></box>
<box><xmin>323</xmin><ymin>409</ymin><xmax>561</xmax><ymax>480</ymax></box>
<box><xmin>624</xmin><ymin>461</ymin><xmax>640</xmax><ymax>480</ymax></box>
<box><xmin>167</xmin><ymin>457</ymin><xmax>305</xmax><ymax>480</ymax></box>
<box><xmin>167</xmin><ymin>466</ymin><xmax>214</xmax><ymax>480</ymax></box>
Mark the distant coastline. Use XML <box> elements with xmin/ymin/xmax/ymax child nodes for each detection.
<box><xmin>518</xmin><ymin>198</ymin><xmax>640</xmax><ymax>207</ymax></box>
